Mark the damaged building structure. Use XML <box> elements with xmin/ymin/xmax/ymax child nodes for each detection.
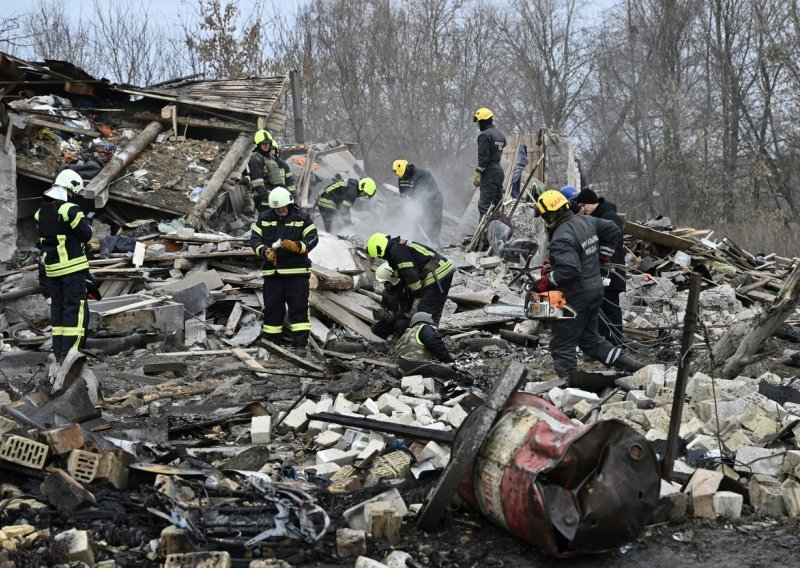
<box><xmin>1</xmin><ymin>51</ymin><xmax>800</xmax><ymax>567</ymax></box>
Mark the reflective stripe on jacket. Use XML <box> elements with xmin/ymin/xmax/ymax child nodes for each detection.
<box><xmin>35</xmin><ymin>201</ymin><xmax>92</xmax><ymax>278</ymax></box>
<box><xmin>249</xmin><ymin>206</ymin><xmax>318</xmax><ymax>276</ymax></box>
<box><xmin>317</xmin><ymin>178</ymin><xmax>359</xmax><ymax>212</ymax></box>
<box><xmin>385</xmin><ymin>238</ymin><xmax>454</xmax><ymax>294</ymax></box>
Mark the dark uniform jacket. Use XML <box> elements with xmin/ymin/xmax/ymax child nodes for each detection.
<box><xmin>249</xmin><ymin>206</ymin><xmax>318</xmax><ymax>277</ymax></box>
<box><xmin>396</xmin><ymin>322</ymin><xmax>454</xmax><ymax>363</ymax></box>
<box><xmin>590</xmin><ymin>199</ymin><xmax>626</xmax><ymax>292</ymax></box>
<box><xmin>380</xmin><ymin>284</ymin><xmax>413</xmax><ymax>320</ymax></box>
<box><xmin>544</xmin><ymin>211</ymin><xmax>620</xmax><ymax>294</ymax></box>
<box><xmin>317</xmin><ymin>178</ymin><xmax>359</xmax><ymax>217</ymax></box>
<box><xmin>384</xmin><ymin>238</ymin><xmax>454</xmax><ymax>295</ymax></box>
<box><xmin>35</xmin><ymin>200</ymin><xmax>93</xmax><ymax>278</ymax></box>
<box><xmin>398</xmin><ymin>167</ymin><xmax>442</xmax><ymax>204</ymax></box>
<box><xmin>247</xmin><ymin>150</ymin><xmax>296</xmax><ymax>204</ymax></box>
<box><xmin>476</xmin><ymin>125</ymin><xmax>506</xmax><ymax>172</ymax></box>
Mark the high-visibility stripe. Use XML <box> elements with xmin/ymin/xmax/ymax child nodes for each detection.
<box><xmin>51</xmin><ymin>326</ymin><xmax>64</xmax><ymax>337</ymax></box>
<box><xmin>69</xmin><ymin>211</ymin><xmax>85</xmax><ymax>230</ymax></box>
<box><xmin>290</xmin><ymin>322</ymin><xmax>311</xmax><ymax>331</ymax></box>
<box><xmin>261</xmin><ymin>221</ymin><xmax>278</xmax><ymax>227</ymax></box>
<box><xmin>408</xmin><ymin>280</ymin><xmax>422</xmax><ymax>292</ymax></box>
<box><xmin>410</xmin><ymin>243</ymin><xmax>434</xmax><ymax>257</ymax></box>
<box><xmin>262</xmin><ymin>324</ymin><xmax>283</xmax><ymax>334</ymax></box>
<box><xmin>284</xmin><ymin>221</ymin><xmax>304</xmax><ymax>227</ymax></box>
<box><xmin>415</xmin><ymin>326</ymin><xmax>424</xmax><ymax>346</ymax></box>
<box><xmin>301</xmin><ymin>224</ymin><xmax>316</xmax><ymax>237</ymax></box>
<box><xmin>317</xmin><ymin>198</ymin><xmax>337</xmax><ymax>209</ymax></box>
<box><xmin>342</xmin><ymin>201</ymin><xmax>353</xmax><ymax>207</ymax></box>
<box><xmin>45</xmin><ymin>257</ymin><xmax>89</xmax><ymax>277</ymax></box>
<box><xmin>251</xmin><ymin>224</ymin><xmax>263</xmax><ymax>236</ymax></box>
<box><xmin>300</xmin><ymin>242</ymin><xmax>307</xmax><ymax>254</ymax></box>
<box><xmin>262</xmin><ymin>269</ymin><xmax>276</xmax><ymax>276</ymax></box>
<box><xmin>255</xmin><ymin>245</ymin><xmax>265</xmax><ymax>256</ymax></box>
<box><xmin>276</xmin><ymin>267</ymin><xmax>311</xmax><ymax>275</ymax></box>
<box><xmin>251</xmin><ymin>178</ymin><xmax>265</xmax><ymax>188</ymax></box>
<box><xmin>397</xmin><ymin>262</ymin><xmax>414</xmax><ymax>269</ymax></box>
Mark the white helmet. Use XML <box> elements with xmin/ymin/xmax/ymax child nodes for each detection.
<box><xmin>375</xmin><ymin>262</ymin><xmax>400</xmax><ymax>285</ymax></box>
<box><xmin>44</xmin><ymin>186</ymin><xmax>69</xmax><ymax>201</ymax></box>
<box><xmin>54</xmin><ymin>169</ymin><xmax>85</xmax><ymax>193</ymax></box>
<box><xmin>268</xmin><ymin>186</ymin><xmax>293</xmax><ymax>209</ymax></box>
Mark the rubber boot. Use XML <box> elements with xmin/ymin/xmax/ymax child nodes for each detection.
<box><xmin>613</xmin><ymin>352</ymin><xmax>644</xmax><ymax>374</ymax></box>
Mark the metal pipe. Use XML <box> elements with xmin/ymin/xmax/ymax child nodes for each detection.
<box><xmin>661</xmin><ymin>272</ymin><xmax>702</xmax><ymax>480</ymax></box>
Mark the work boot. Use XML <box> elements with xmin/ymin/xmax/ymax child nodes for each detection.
<box><xmin>613</xmin><ymin>353</ymin><xmax>644</xmax><ymax>374</ymax></box>
<box><xmin>293</xmin><ymin>346</ymin><xmax>307</xmax><ymax>357</ymax></box>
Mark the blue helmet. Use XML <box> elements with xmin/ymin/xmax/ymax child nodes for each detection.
<box><xmin>559</xmin><ymin>185</ymin><xmax>579</xmax><ymax>201</ymax></box>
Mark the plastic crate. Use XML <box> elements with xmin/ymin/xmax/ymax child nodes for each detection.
<box><xmin>0</xmin><ymin>435</ymin><xmax>48</xmax><ymax>469</ymax></box>
<box><xmin>67</xmin><ymin>449</ymin><xmax>100</xmax><ymax>483</ymax></box>
<box><xmin>164</xmin><ymin>551</ymin><xmax>231</xmax><ymax>568</ymax></box>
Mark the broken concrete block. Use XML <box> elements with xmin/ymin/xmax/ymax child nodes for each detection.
<box><xmin>160</xmin><ymin>525</ymin><xmax>195</xmax><ymax>556</ymax></box>
<box><xmin>308</xmin><ymin>395</ymin><xmax>333</xmax><ymax>434</ymax></box>
<box><xmin>734</xmin><ymin>446</ymin><xmax>784</xmax><ymax>476</ymax></box>
<box><xmin>721</xmin><ymin>429</ymin><xmax>753</xmax><ymax>452</ymax></box>
<box><xmin>384</xmin><ymin>551</ymin><xmax>413</xmax><ymax>568</ymax></box>
<box><xmin>344</xmin><ymin>489</ymin><xmax>408</xmax><ymax>531</ymax></box>
<box><xmin>316</xmin><ymin>448</ymin><xmax>357</xmax><ymax>467</ymax></box>
<box><xmin>333</xmin><ymin>393</ymin><xmax>355</xmax><ymax>414</ymax></box>
<box><xmin>354</xmin><ymin>558</ymin><xmax>390</xmax><ymax>568</ymax></box>
<box><xmin>309</xmin><ymin>462</ymin><xmax>342</xmax><ymax>477</ymax></box>
<box><xmin>643</xmin><ymin>407</ymin><xmax>671</xmax><ymax>432</ymax></box>
<box><xmin>42</xmin><ymin>424</ymin><xmax>85</xmax><ymax>455</ymax></box>
<box><xmin>336</xmin><ymin>528</ymin><xmax>366</xmax><ymax>558</ymax></box>
<box><xmin>679</xmin><ymin>417</ymin><xmax>710</xmax><ymax>441</ymax></box>
<box><xmin>645</xmin><ymin>429</ymin><xmax>668</xmax><ymax>442</ymax></box>
<box><xmin>749</xmin><ymin>416</ymin><xmax>780</xmax><ymax>441</ymax></box>
<box><xmin>572</xmin><ymin>399</ymin><xmax>594</xmax><ymax>420</ymax></box>
<box><xmin>359</xmin><ymin>398</ymin><xmax>381</xmax><ymax>417</ymax></box>
<box><xmin>686</xmin><ymin>434</ymin><xmax>720</xmax><ymax>453</ymax></box>
<box><xmin>561</xmin><ymin>388</ymin><xmax>599</xmax><ymax>409</ymax></box>
<box><xmin>389</xmin><ymin>412</ymin><xmax>415</xmax><ymax>426</ymax></box>
<box><xmin>364</xmin><ymin>501</ymin><xmax>402</xmax><ymax>543</ymax></box>
<box><xmin>749</xmin><ymin>475</ymin><xmax>787</xmax><ymax>517</ymax></box>
<box><xmin>684</xmin><ymin>468</ymin><xmax>724</xmax><ymax>518</ymax></box>
<box><xmin>401</xmin><ymin>375</ymin><xmax>425</xmax><ymax>392</ymax></box>
<box><xmin>782</xmin><ymin>479</ymin><xmax>800</xmax><ymax>518</ymax></box>
<box><xmin>420</xmin><ymin>441</ymin><xmax>450</xmax><ymax>469</ymax></box>
<box><xmin>446</xmin><ymin>404</ymin><xmax>468</xmax><ymax>428</ymax></box>
<box><xmin>67</xmin><ymin>449</ymin><xmax>100</xmax><ymax>484</ymax></box>
<box><xmin>250</xmin><ymin>415</ymin><xmax>272</xmax><ymax>445</ymax></box>
<box><xmin>640</xmin><ymin>364</ymin><xmax>665</xmax><ymax>398</ymax></box>
<box><xmin>713</xmin><ymin>491</ymin><xmax>743</xmax><ymax>519</ymax></box>
<box><xmin>281</xmin><ymin>399</ymin><xmax>318</xmax><ymax>432</ymax></box>
<box><xmin>54</xmin><ymin>528</ymin><xmax>94</xmax><ymax>567</ymax></box>
<box><xmin>782</xmin><ymin>450</ymin><xmax>800</xmax><ymax>477</ymax></box>
<box><xmin>0</xmin><ymin>435</ymin><xmax>48</xmax><ymax>469</ymax></box>
<box><xmin>164</xmin><ymin>551</ymin><xmax>231</xmax><ymax>568</ymax></box>
<box><xmin>41</xmin><ymin>469</ymin><xmax>96</xmax><ymax>514</ymax></box>
<box><xmin>377</xmin><ymin>393</ymin><xmax>412</xmax><ymax>415</ymax></box>
<box><xmin>398</xmin><ymin>394</ymin><xmax>434</xmax><ymax>409</ymax></box>
<box><xmin>95</xmin><ymin>452</ymin><xmax>129</xmax><ymax>489</ymax></box>
<box><xmin>339</xmin><ymin>429</ymin><xmax>369</xmax><ymax>450</ymax></box>
<box><xmin>624</xmin><ymin>390</ymin><xmax>653</xmax><ymax>409</ymax></box>
<box><xmin>314</xmin><ymin>430</ymin><xmax>342</xmax><ymax>448</ymax></box>
<box><xmin>357</xmin><ymin>439</ymin><xmax>386</xmax><ymax>462</ymax></box>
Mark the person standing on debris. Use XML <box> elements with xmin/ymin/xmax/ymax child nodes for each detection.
<box><xmin>35</xmin><ymin>170</ymin><xmax>93</xmax><ymax>364</ymax></box>
<box><xmin>371</xmin><ymin>262</ymin><xmax>413</xmax><ymax>340</ymax></box>
<box><xmin>472</xmin><ymin>107</ymin><xmax>507</xmax><ymax>219</ymax></box>
<box><xmin>395</xmin><ymin>312</ymin><xmax>454</xmax><ymax>365</ymax></box>
<box><xmin>576</xmin><ymin>188</ymin><xmax>627</xmax><ymax>346</ymax></box>
<box><xmin>366</xmin><ymin>233</ymin><xmax>454</xmax><ymax>326</ymax></box>
<box><xmin>246</xmin><ymin>130</ymin><xmax>296</xmax><ymax>213</ymax></box>
<box><xmin>392</xmin><ymin>160</ymin><xmax>443</xmax><ymax>245</ymax></box>
<box><xmin>316</xmin><ymin>176</ymin><xmax>377</xmax><ymax>232</ymax></box>
<box><xmin>249</xmin><ymin>186</ymin><xmax>318</xmax><ymax>356</ymax></box>
<box><xmin>532</xmin><ymin>190</ymin><xmax>643</xmax><ymax>379</ymax></box>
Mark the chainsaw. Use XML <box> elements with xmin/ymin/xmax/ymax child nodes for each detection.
<box><xmin>483</xmin><ymin>290</ymin><xmax>576</xmax><ymax>320</ymax></box>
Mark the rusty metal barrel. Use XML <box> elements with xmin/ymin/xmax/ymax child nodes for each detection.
<box><xmin>457</xmin><ymin>392</ymin><xmax>660</xmax><ymax>557</ymax></box>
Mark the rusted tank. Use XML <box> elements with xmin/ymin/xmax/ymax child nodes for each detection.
<box><xmin>457</xmin><ymin>392</ymin><xmax>660</xmax><ymax>557</ymax></box>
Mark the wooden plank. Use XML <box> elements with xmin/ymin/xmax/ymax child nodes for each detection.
<box><xmin>321</xmin><ymin>349</ymin><xmax>396</xmax><ymax>368</ymax></box>
<box><xmin>311</xmin><ymin>264</ymin><xmax>354</xmax><ymax>290</ymax></box>
<box><xmin>28</xmin><ymin>116</ymin><xmax>101</xmax><ymax>137</ymax></box>
<box><xmin>155</xmin><ymin>348</ymin><xmax>258</xmax><ymax>357</ymax></box>
<box><xmin>310</xmin><ymin>316</ymin><xmax>331</xmax><ymax>344</ymax></box>
<box><xmin>341</xmin><ymin>290</ymin><xmax>381</xmax><ymax>311</ymax></box>
<box><xmin>258</xmin><ymin>340</ymin><xmax>326</xmax><ymax>373</ymax></box>
<box><xmin>623</xmin><ymin>220</ymin><xmax>700</xmax><ymax>251</ymax></box>
<box><xmin>231</xmin><ymin>347</ymin><xmax>269</xmax><ymax>373</ymax></box>
<box><xmin>310</xmin><ymin>291</ymin><xmax>383</xmax><ymax>342</ymax></box>
<box><xmin>223</xmin><ymin>302</ymin><xmax>243</xmax><ymax>337</ymax></box>
<box><xmin>322</xmin><ymin>291</ymin><xmax>376</xmax><ymax>324</ymax></box>
<box><xmin>97</xmin><ymin>297</ymin><xmax>164</xmax><ymax>317</ymax></box>
<box><xmin>439</xmin><ymin>309</ymin><xmax>516</xmax><ymax>330</ymax></box>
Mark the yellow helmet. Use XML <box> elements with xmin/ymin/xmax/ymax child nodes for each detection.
<box><xmin>268</xmin><ymin>186</ymin><xmax>293</xmax><ymax>209</ymax></box>
<box><xmin>473</xmin><ymin>107</ymin><xmax>493</xmax><ymax>122</ymax></box>
<box><xmin>253</xmin><ymin>129</ymin><xmax>276</xmax><ymax>148</ymax></box>
<box><xmin>535</xmin><ymin>190</ymin><xmax>569</xmax><ymax>215</ymax></box>
<box><xmin>367</xmin><ymin>232</ymin><xmax>390</xmax><ymax>259</ymax></box>
<box><xmin>375</xmin><ymin>262</ymin><xmax>399</xmax><ymax>285</ymax></box>
<box><xmin>359</xmin><ymin>177</ymin><xmax>377</xmax><ymax>197</ymax></box>
<box><xmin>392</xmin><ymin>159</ymin><xmax>409</xmax><ymax>178</ymax></box>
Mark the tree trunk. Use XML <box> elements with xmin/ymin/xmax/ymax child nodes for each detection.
<box><xmin>707</xmin><ymin>260</ymin><xmax>800</xmax><ymax>378</ymax></box>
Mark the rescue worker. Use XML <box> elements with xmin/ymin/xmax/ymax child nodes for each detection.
<box><xmin>392</xmin><ymin>160</ymin><xmax>443</xmax><ymax>245</ymax></box>
<box><xmin>395</xmin><ymin>312</ymin><xmax>454</xmax><ymax>366</ymax></box>
<box><xmin>559</xmin><ymin>184</ymin><xmax>580</xmax><ymax>213</ymax></box>
<box><xmin>316</xmin><ymin>176</ymin><xmax>377</xmax><ymax>232</ymax></box>
<box><xmin>370</xmin><ymin>262</ymin><xmax>413</xmax><ymax>340</ymax></box>
<box><xmin>35</xmin><ymin>170</ymin><xmax>93</xmax><ymax>363</ymax></box>
<box><xmin>532</xmin><ymin>190</ymin><xmax>643</xmax><ymax>379</ymax></box>
<box><xmin>366</xmin><ymin>233</ymin><xmax>454</xmax><ymax>326</ymax></box>
<box><xmin>472</xmin><ymin>107</ymin><xmax>507</xmax><ymax>219</ymax></box>
<box><xmin>576</xmin><ymin>188</ymin><xmax>627</xmax><ymax>346</ymax></box>
<box><xmin>249</xmin><ymin>186</ymin><xmax>318</xmax><ymax>356</ymax></box>
<box><xmin>246</xmin><ymin>130</ymin><xmax>296</xmax><ymax>213</ymax></box>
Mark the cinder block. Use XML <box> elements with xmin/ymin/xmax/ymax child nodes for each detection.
<box><xmin>431</xmin><ymin>405</ymin><xmax>450</xmax><ymax>419</ymax></box>
<box><xmin>645</xmin><ymin>429</ymin><xmax>668</xmax><ymax>442</ymax></box>
<box><xmin>316</xmin><ymin>448</ymin><xmax>358</xmax><ymax>467</ymax></box>
<box><xmin>561</xmin><ymin>388</ymin><xmax>599</xmax><ymax>409</ymax></box>
<box><xmin>359</xmin><ymin>398</ymin><xmax>381</xmax><ymax>416</ymax></box>
<box><xmin>354</xmin><ymin>557</ymin><xmax>390</xmax><ymax>568</ymax></box>
<box><xmin>572</xmin><ymin>399</ymin><xmax>594</xmax><ymax>420</ymax></box>
<box><xmin>315</xmin><ymin>430</ymin><xmax>342</xmax><ymax>448</ymax></box>
<box><xmin>160</xmin><ymin>525</ymin><xmax>195</xmax><ymax>556</ymax></box>
<box><xmin>397</xmin><ymin>395</ymin><xmax>433</xmax><ymax>409</ymax></box>
<box><xmin>54</xmin><ymin>528</ymin><xmax>94</xmax><ymax>567</ymax></box>
<box><xmin>643</xmin><ymin>407</ymin><xmax>671</xmax><ymax>433</ymax></box>
<box><xmin>420</xmin><ymin>441</ymin><xmax>450</xmax><ymax>469</ymax></box>
<box><xmin>67</xmin><ymin>449</ymin><xmax>100</xmax><ymax>484</ymax></box>
<box><xmin>782</xmin><ymin>479</ymin><xmax>800</xmax><ymax>518</ymax></box>
<box><xmin>336</xmin><ymin>528</ymin><xmax>366</xmax><ymax>558</ymax></box>
<box><xmin>308</xmin><ymin>462</ymin><xmax>341</xmax><ymax>477</ymax></box>
<box><xmin>684</xmin><ymin>468</ymin><xmax>724</xmax><ymax>518</ymax></box>
<box><xmin>281</xmin><ymin>399</ymin><xmax>318</xmax><ymax>432</ymax></box>
<box><xmin>782</xmin><ymin>450</ymin><xmax>800</xmax><ymax>477</ymax></box>
<box><xmin>357</xmin><ymin>439</ymin><xmax>386</xmax><ymax>462</ymax></box>
<box><xmin>643</xmin><ymin>364</ymin><xmax>666</xmax><ymax>398</ymax></box>
<box><xmin>384</xmin><ymin>551</ymin><xmax>414</xmax><ymax>568</ymax></box>
<box><xmin>401</xmin><ymin>375</ymin><xmax>425</xmax><ymax>392</ymax></box>
<box><xmin>734</xmin><ymin>446</ymin><xmax>784</xmax><ymax>476</ymax></box>
<box><xmin>250</xmin><ymin>415</ymin><xmax>272</xmax><ymax>444</ymax></box>
<box><xmin>713</xmin><ymin>491</ymin><xmax>743</xmax><ymax>519</ymax></box>
<box><xmin>96</xmin><ymin>452</ymin><xmax>129</xmax><ymax>489</ymax></box>
<box><xmin>377</xmin><ymin>394</ymin><xmax>412</xmax><ymax>415</ymax></box>
<box><xmin>721</xmin><ymin>429</ymin><xmax>752</xmax><ymax>452</ymax></box>
<box><xmin>0</xmin><ymin>435</ymin><xmax>48</xmax><ymax>469</ymax></box>
<box><xmin>333</xmin><ymin>393</ymin><xmax>356</xmax><ymax>414</ymax></box>
<box><xmin>446</xmin><ymin>404</ymin><xmax>468</xmax><ymax>428</ymax></box>
<box><xmin>308</xmin><ymin>396</ymin><xmax>334</xmax><ymax>434</ymax></box>
<box><xmin>365</xmin><ymin>501</ymin><xmax>402</xmax><ymax>543</ymax></box>
<box><xmin>679</xmin><ymin>417</ymin><xmax>710</xmax><ymax>441</ymax></box>
<box><xmin>686</xmin><ymin>435</ymin><xmax>719</xmax><ymax>453</ymax></box>
<box><xmin>164</xmin><ymin>551</ymin><xmax>231</xmax><ymax>568</ymax></box>
<box><xmin>749</xmin><ymin>476</ymin><xmax>787</xmax><ymax>517</ymax></box>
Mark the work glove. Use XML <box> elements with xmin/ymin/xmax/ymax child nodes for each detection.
<box><xmin>264</xmin><ymin>249</ymin><xmax>277</xmax><ymax>265</ymax></box>
<box><xmin>280</xmin><ymin>240</ymin><xmax>303</xmax><ymax>254</ymax></box>
<box><xmin>472</xmin><ymin>171</ymin><xmax>482</xmax><ymax>187</ymax></box>
<box><xmin>540</xmin><ymin>259</ymin><xmax>552</xmax><ymax>280</ymax></box>
<box><xmin>372</xmin><ymin>308</ymin><xmax>394</xmax><ymax>323</ymax></box>
<box><xmin>532</xmin><ymin>276</ymin><xmax>549</xmax><ymax>293</ymax></box>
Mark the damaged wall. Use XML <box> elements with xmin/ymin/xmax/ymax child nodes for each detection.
<box><xmin>0</xmin><ymin>134</ymin><xmax>17</xmax><ymax>261</ymax></box>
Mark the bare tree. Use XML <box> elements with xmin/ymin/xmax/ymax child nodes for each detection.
<box><xmin>22</xmin><ymin>0</ymin><xmax>97</xmax><ymax>74</ymax></box>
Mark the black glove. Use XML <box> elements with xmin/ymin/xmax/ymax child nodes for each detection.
<box><xmin>372</xmin><ymin>308</ymin><xmax>394</xmax><ymax>323</ymax></box>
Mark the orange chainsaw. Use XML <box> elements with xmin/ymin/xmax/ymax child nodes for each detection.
<box><xmin>483</xmin><ymin>290</ymin><xmax>576</xmax><ymax>320</ymax></box>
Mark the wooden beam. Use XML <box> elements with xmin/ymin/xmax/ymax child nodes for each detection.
<box><xmin>623</xmin><ymin>220</ymin><xmax>700</xmax><ymax>251</ymax></box>
<box><xmin>310</xmin><ymin>291</ymin><xmax>383</xmax><ymax>342</ymax></box>
<box><xmin>311</xmin><ymin>264</ymin><xmax>354</xmax><ymax>290</ymax></box>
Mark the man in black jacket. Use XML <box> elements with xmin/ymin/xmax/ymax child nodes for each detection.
<box><xmin>392</xmin><ymin>160</ymin><xmax>443</xmax><ymax>245</ymax></box>
<box><xmin>532</xmin><ymin>190</ymin><xmax>643</xmax><ymax>379</ymax></box>
<box><xmin>249</xmin><ymin>187</ymin><xmax>318</xmax><ymax>355</ymax></box>
<box><xmin>370</xmin><ymin>262</ymin><xmax>413</xmax><ymax>340</ymax></box>
<box><xmin>472</xmin><ymin>107</ymin><xmax>507</xmax><ymax>219</ymax></box>
<box><xmin>316</xmin><ymin>176</ymin><xmax>377</xmax><ymax>232</ymax></box>
<box><xmin>576</xmin><ymin>188</ymin><xmax>626</xmax><ymax>346</ymax></box>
